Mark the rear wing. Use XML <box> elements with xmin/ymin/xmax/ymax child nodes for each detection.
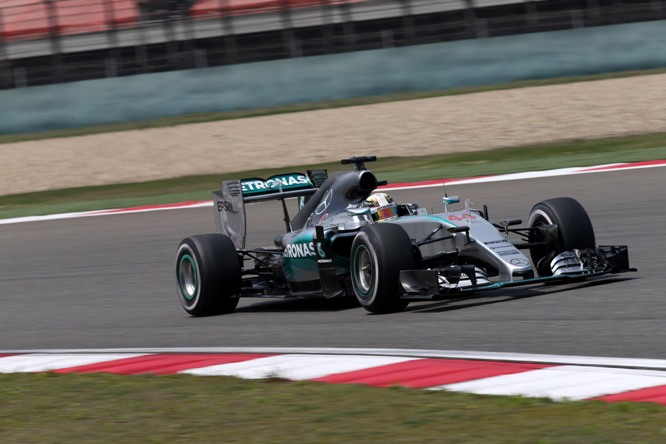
<box><xmin>240</xmin><ymin>172</ymin><xmax>320</xmax><ymax>202</ymax></box>
<box><xmin>213</xmin><ymin>170</ymin><xmax>327</xmax><ymax>248</ymax></box>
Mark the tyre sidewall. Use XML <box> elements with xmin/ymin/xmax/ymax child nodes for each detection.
<box><xmin>176</xmin><ymin>240</ymin><xmax>204</xmax><ymax>312</ymax></box>
<box><xmin>351</xmin><ymin>230</ymin><xmax>382</xmax><ymax>307</ymax></box>
<box><xmin>351</xmin><ymin>224</ymin><xmax>414</xmax><ymax>313</ymax></box>
<box><xmin>176</xmin><ymin>234</ymin><xmax>241</xmax><ymax>316</ymax></box>
<box><xmin>528</xmin><ymin>197</ymin><xmax>596</xmax><ymax>276</ymax></box>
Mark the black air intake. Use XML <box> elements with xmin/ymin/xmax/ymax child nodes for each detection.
<box><xmin>345</xmin><ymin>171</ymin><xmax>378</xmax><ymax>200</ymax></box>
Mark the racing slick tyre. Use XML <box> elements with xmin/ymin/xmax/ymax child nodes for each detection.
<box><xmin>176</xmin><ymin>233</ymin><xmax>241</xmax><ymax>316</ymax></box>
<box><xmin>350</xmin><ymin>224</ymin><xmax>415</xmax><ymax>314</ymax></box>
<box><xmin>528</xmin><ymin>197</ymin><xmax>596</xmax><ymax>276</ymax></box>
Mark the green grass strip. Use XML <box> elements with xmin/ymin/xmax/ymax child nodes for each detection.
<box><xmin>1</xmin><ymin>132</ymin><xmax>664</xmax><ymax>220</ymax></box>
<box><xmin>1</xmin><ymin>373</ymin><xmax>665</xmax><ymax>443</ymax></box>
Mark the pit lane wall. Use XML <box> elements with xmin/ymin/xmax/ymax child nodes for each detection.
<box><xmin>2</xmin><ymin>20</ymin><xmax>665</xmax><ymax>134</ymax></box>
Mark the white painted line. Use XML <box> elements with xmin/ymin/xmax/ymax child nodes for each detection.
<box><xmin>0</xmin><ymin>353</ymin><xmax>149</xmax><ymax>373</ymax></box>
<box><xmin>0</xmin><ymin>210</ymin><xmax>107</xmax><ymax>225</ymax></box>
<box><xmin>414</xmin><ymin>162</ymin><xmax>666</xmax><ymax>187</ymax></box>
<box><xmin>436</xmin><ymin>365</ymin><xmax>666</xmax><ymax>401</ymax></box>
<box><xmin>91</xmin><ymin>201</ymin><xmax>213</xmax><ymax>216</ymax></box>
<box><xmin>381</xmin><ymin>161</ymin><xmax>666</xmax><ymax>190</ymax></box>
<box><xmin>1</xmin><ymin>160</ymin><xmax>665</xmax><ymax>226</ymax></box>
<box><xmin>181</xmin><ymin>354</ymin><xmax>417</xmax><ymax>380</ymax></box>
<box><xmin>0</xmin><ymin>201</ymin><xmax>212</xmax><ymax>226</ymax></box>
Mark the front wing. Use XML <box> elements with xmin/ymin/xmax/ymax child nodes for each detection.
<box><xmin>399</xmin><ymin>245</ymin><xmax>636</xmax><ymax>301</ymax></box>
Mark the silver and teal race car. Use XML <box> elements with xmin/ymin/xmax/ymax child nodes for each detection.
<box><xmin>175</xmin><ymin>156</ymin><xmax>634</xmax><ymax>316</ymax></box>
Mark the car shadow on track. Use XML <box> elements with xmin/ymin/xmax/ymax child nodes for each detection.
<box><xmin>235</xmin><ymin>295</ymin><xmax>361</xmax><ymax>313</ymax></box>
<box><xmin>232</xmin><ymin>276</ymin><xmax>637</xmax><ymax>314</ymax></box>
<box><xmin>405</xmin><ymin>276</ymin><xmax>637</xmax><ymax>314</ymax></box>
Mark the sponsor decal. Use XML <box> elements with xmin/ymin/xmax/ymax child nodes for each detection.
<box><xmin>316</xmin><ymin>243</ymin><xmax>327</xmax><ymax>259</ymax></box>
<box><xmin>448</xmin><ymin>213</ymin><xmax>477</xmax><ymax>222</ymax></box>
<box><xmin>486</xmin><ymin>243</ymin><xmax>513</xmax><ymax>251</ymax></box>
<box><xmin>284</xmin><ymin>241</ymin><xmax>317</xmax><ymax>259</ymax></box>
<box><xmin>315</xmin><ymin>190</ymin><xmax>332</xmax><ymax>215</ymax></box>
<box><xmin>217</xmin><ymin>201</ymin><xmax>233</xmax><ymax>212</ymax></box>
<box><xmin>510</xmin><ymin>258</ymin><xmax>530</xmax><ymax>266</ymax></box>
<box><xmin>484</xmin><ymin>240</ymin><xmax>512</xmax><ymax>246</ymax></box>
<box><xmin>484</xmin><ymin>239</ymin><xmax>522</xmax><ymax>257</ymax></box>
<box><xmin>241</xmin><ymin>173</ymin><xmax>313</xmax><ymax>196</ymax></box>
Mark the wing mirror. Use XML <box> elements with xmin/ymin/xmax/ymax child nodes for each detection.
<box><xmin>442</xmin><ymin>195</ymin><xmax>460</xmax><ymax>211</ymax></box>
<box><xmin>447</xmin><ymin>224</ymin><xmax>471</xmax><ymax>242</ymax></box>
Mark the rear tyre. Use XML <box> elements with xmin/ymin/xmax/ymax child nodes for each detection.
<box><xmin>350</xmin><ymin>224</ymin><xmax>415</xmax><ymax>313</ymax></box>
<box><xmin>176</xmin><ymin>234</ymin><xmax>241</xmax><ymax>316</ymax></box>
<box><xmin>528</xmin><ymin>197</ymin><xmax>596</xmax><ymax>276</ymax></box>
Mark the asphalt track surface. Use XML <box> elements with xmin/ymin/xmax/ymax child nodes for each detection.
<box><xmin>1</xmin><ymin>168</ymin><xmax>664</xmax><ymax>358</ymax></box>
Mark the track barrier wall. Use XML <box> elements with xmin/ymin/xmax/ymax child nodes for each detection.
<box><xmin>1</xmin><ymin>19</ymin><xmax>665</xmax><ymax>134</ymax></box>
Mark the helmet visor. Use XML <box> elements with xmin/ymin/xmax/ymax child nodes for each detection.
<box><xmin>372</xmin><ymin>205</ymin><xmax>398</xmax><ymax>221</ymax></box>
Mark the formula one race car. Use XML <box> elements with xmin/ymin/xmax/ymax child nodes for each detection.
<box><xmin>176</xmin><ymin>156</ymin><xmax>634</xmax><ymax>316</ymax></box>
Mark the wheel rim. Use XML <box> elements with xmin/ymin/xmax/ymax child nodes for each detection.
<box><xmin>353</xmin><ymin>245</ymin><xmax>373</xmax><ymax>297</ymax></box>
<box><xmin>178</xmin><ymin>254</ymin><xmax>198</xmax><ymax>301</ymax></box>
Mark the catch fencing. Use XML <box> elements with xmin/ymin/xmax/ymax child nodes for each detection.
<box><xmin>1</xmin><ymin>0</ymin><xmax>665</xmax><ymax>89</ymax></box>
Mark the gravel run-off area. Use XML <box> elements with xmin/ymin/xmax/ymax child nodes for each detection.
<box><xmin>2</xmin><ymin>73</ymin><xmax>665</xmax><ymax>196</ymax></box>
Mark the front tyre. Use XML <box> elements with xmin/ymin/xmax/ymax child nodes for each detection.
<box><xmin>351</xmin><ymin>224</ymin><xmax>415</xmax><ymax>313</ymax></box>
<box><xmin>528</xmin><ymin>197</ymin><xmax>596</xmax><ymax>276</ymax></box>
<box><xmin>176</xmin><ymin>234</ymin><xmax>241</xmax><ymax>316</ymax></box>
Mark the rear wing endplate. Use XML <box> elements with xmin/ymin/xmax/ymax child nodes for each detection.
<box><xmin>213</xmin><ymin>171</ymin><xmax>327</xmax><ymax>248</ymax></box>
<box><xmin>213</xmin><ymin>180</ymin><xmax>246</xmax><ymax>249</ymax></box>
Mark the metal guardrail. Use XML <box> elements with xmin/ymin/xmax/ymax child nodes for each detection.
<box><xmin>0</xmin><ymin>0</ymin><xmax>665</xmax><ymax>89</ymax></box>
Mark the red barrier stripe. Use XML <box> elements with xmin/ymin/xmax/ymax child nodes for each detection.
<box><xmin>311</xmin><ymin>358</ymin><xmax>552</xmax><ymax>388</ymax></box>
<box><xmin>53</xmin><ymin>353</ymin><xmax>271</xmax><ymax>375</ymax></box>
<box><xmin>0</xmin><ymin>354</ymin><xmax>16</xmax><ymax>358</ymax></box>
<box><xmin>595</xmin><ymin>385</ymin><xmax>666</xmax><ymax>405</ymax></box>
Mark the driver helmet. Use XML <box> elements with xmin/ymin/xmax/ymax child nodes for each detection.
<box><xmin>364</xmin><ymin>192</ymin><xmax>398</xmax><ymax>222</ymax></box>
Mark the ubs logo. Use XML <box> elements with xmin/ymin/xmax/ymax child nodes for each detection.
<box><xmin>217</xmin><ymin>201</ymin><xmax>233</xmax><ymax>212</ymax></box>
